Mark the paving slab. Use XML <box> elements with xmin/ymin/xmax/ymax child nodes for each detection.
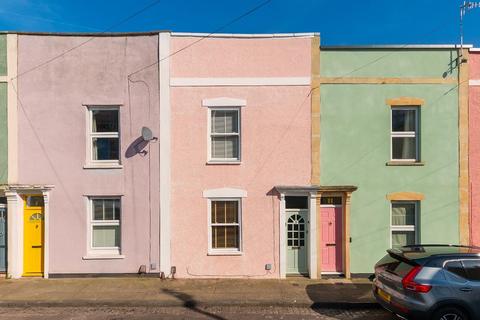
<box><xmin>0</xmin><ymin>278</ymin><xmax>376</xmax><ymax>308</ymax></box>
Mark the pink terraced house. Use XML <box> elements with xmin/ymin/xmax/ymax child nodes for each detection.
<box><xmin>469</xmin><ymin>48</ymin><xmax>480</xmax><ymax>247</ymax></box>
<box><xmin>1</xmin><ymin>31</ymin><xmax>319</xmax><ymax>278</ymax></box>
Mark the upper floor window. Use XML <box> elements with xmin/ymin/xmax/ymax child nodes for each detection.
<box><xmin>86</xmin><ymin>107</ymin><xmax>120</xmax><ymax>167</ymax></box>
<box><xmin>209</xmin><ymin>108</ymin><xmax>241</xmax><ymax>162</ymax></box>
<box><xmin>391</xmin><ymin>107</ymin><xmax>419</xmax><ymax>161</ymax></box>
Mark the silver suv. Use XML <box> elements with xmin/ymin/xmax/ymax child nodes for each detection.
<box><xmin>372</xmin><ymin>244</ymin><xmax>480</xmax><ymax>320</ymax></box>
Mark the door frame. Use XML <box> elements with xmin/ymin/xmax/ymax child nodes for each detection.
<box><xmin>0</xmin><ymin>202</ymin><xmax>7</xmax><ymax>273</ymax></box>
<box><xmin>275</xmin><ymin>186</ymin><xmax>318</xmax><ymax>279</ymax></box>
<box><xmin>316</xmin><ymin>187</ymin><xmax>357</xmax><ymax>279</ymax></box>
<box><xmin>0</xmin><ymin>186</ymin><xmax>52</xmax><ymax>279</ymax></box>
<box><xmin>320</xmin><ymin>198</ymin><xmax>343</xmax><ymax>275</ymax></box>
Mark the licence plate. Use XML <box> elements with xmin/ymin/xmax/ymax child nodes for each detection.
<box><xmin>377</xmin><ymin>288</ymin><xmax>391</xmax><ymax>303</ymax></box>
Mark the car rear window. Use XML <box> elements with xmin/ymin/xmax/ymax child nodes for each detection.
<box><xmin>444</xmin><ymin>260</ymin><xmax>468</xmax><ymax>279</ymax></box>
<box><xmin>376</xmin><ymin>254</ymin><xmax>414</xmax><ymax>277</ymax></box>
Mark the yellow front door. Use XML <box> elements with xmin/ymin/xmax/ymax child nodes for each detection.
<box><xmin>23</xmin><ymin>195</ymin><xmax>44</xmax><ymax>277</ymax></box>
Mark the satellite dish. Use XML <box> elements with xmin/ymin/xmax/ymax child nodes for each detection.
<box><xmin>141</xmin><ymin>127</ymin><xmax>155</xmax><ymax>141</ymax></box>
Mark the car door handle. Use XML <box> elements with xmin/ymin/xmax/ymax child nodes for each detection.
<box><xmin>326</xmin><ymin>243</ymin><xmax>336</xmax><ymax>246</ymax></box>
<box><xmin>460</xmin><ymin>287</ymin><xmax>472</xmax><ymax>292</ymax></box>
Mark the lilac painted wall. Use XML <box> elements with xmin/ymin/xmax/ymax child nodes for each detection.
<box><xmin>17</xmin><ymin>34</ymin><xmax>160</xmax><ymax>274</ymax></box>
<box><xmin>170</xmin><ymin>36</ymin><xmax>312</xmax><ymax>278</ymax></box>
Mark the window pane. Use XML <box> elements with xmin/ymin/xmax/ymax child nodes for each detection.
<box><xmin>392</xmin><ymin>137</ymin><xmax>416</xmax><ymax>160</ymax></box>
<box><xmin>26</xmin><ymin>196</ymin><xmax>44</xmax><ymax>207</ymax></box>
<box><xmin>392</xmin><ymin>203</ymin><xmax>416</xmax><ymax>225</ymax></box>
<box><xmin>211</xmin><ymin>201</ymin><xmax>238</xmax><ymax>224</ymax></box>
<box><xmin>445</xmin><ymin>260</ymin><xmax>468</xmax><ymax>279</ymax></box>
<box><xmin>92</xmin><ymin>225</ymin><xmax>120</xmax><ymax>247</ymax></box>
<box><xmin>212</xmin><ymin>226</ymin><xmax>239</xmax><ymax>249</ymax></box>
<box><xmin>392</xmin><ymin>109</ymin><xmax>416</xmax><ymax>132</ymax></box>
<box><xmin>93</xmin><ymin>138</ymin><xmax>119</xmax><ymax>160</ymax></box>
<box><xmin>212</xmin><ymin>110</ymin><xmax>238</xmax><ymax>134</ymax></box>
<box><xmin>392</xmin><ymin>231</ymin><xmax>415</xmax><ymax>248</ymax></box>
<box><xmin>92</xmin><ymin>110</ymin><xmax>118</xmax><ymax>132</ymax></box>
<box><xmin>212</xmin><ymin>136</ymin><xmax>239</xmax><ymax>159</ymax></box>
<box><xmin>463</xmin><ymin>260</ymin><xmax>480</xmax><ymax>281</ymax></box>
<box><xmin>114</xmin><ymin>199</ymin><xmax>121</xmax><ymax>220</ymax></box>
<box><xmin>286</xmin><ymin>196</ymin><xmax>309</xmax><ymax>209</ymax></box>
<box><xmin>104</xmin><ymin>200</ymin><xmax>115</xmax><ymax>220</ymax></box>
<box><xmin>93</xmin><ymin>200</ymin><xmax>104</xmax><ymax>220</ymax></box>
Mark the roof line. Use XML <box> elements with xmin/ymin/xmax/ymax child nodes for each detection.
<box><xmin>170</xmin><ymin>32</ymin><xmax>319</xmax><ymax>38</ymax></box>
<box><xmin>0</xmin><ymin>31</ymin><xmax>168</xmax><ymax>36</ymax></box>
<box><xmin>322</xmin><ymin>44</ymin><xmax>474</xmax><ymax>49</ymax></box>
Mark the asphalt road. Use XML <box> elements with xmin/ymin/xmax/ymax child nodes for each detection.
<box><xmin>0</xmin><ymin>306</ymin><xmax>398</xmax><ymax>320</ymax></box>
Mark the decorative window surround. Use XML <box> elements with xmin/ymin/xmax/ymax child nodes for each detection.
<box><xmin>203</xmin><ymin>188</ymin><xmax>247</xmax><ymax>198</ymax></box>
<box><xmin>202</xmin><ymin>97</ymin><xmax>246</xmax><ymax>107</ymax></box>
<box><xmin>386</xmin><ymin>97</ymin><xmax>425</xmax><ymax>106</ymax></box>
<box><xmin>386</xmin><ymin>192</ymin><xmax>425</xmax><ymax>201</ymax></box>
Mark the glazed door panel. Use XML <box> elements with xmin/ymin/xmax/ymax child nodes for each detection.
<box><xmin>286</xmin><ymin>210</ymin><xmax>308</xmax><ymax>275</ymax></box>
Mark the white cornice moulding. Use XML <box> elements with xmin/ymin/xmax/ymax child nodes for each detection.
<box><xmin>0</xmin><ymin>76</ymin><xmax>7</xmax><ymax>82</ymax></box>
<box><xmin>469</xmin><ymin>80</ymin><xmax>480</xmax><ymax>86</ymax></box>
<box><xmin>202</xmin><ymin>97</ymin><xmax>246</xmax><ymax>107</ymax></box>
<box><xmin>171</xmin><ymin>77</ymin><xmax>311</xmax><ymax>87</ymax></box>
<box><xmin>203</xmin><ymin>188</ymin><xmax>247</xmax><ymax>198</ymax></box>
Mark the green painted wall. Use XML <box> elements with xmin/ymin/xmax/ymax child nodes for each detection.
<box><xmin>0</xmin><ymin>35</ymin><xmax>6</xmax><ymax>183</ymax></box>
<box><xmin>320</xmin><ymin>49</ymin><xmax>460</xmax><ymax>274</ymax></box>
<box><xmin>0</xmin><ymin>35</ymin><xmax>6</xmax><ymax>76</ymax></box>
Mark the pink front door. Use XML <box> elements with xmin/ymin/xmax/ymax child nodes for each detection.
<box><xmin>321</xmin><ymin>206</ymin><xmax>343</xmax><ymax>272</ymax></box>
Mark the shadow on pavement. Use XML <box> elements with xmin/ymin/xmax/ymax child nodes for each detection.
<box><xmin>305</xmin><ymin>283</ymin><xmax>380</xmax><ymax>310</ymax></box>
<box><xmin>162</xmin><ymin>288</ymin><xmax>226</xmax><ymax>320</ymax></box>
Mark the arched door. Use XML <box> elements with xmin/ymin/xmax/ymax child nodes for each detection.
<box><xmin>286</xmin><ymin>210</ymin><xmax>308</xmax><ymax>275</ymax></box>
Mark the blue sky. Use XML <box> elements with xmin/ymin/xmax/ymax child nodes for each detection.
<box><xmin>1</xmin><ymin>0</ymin><xmax>480</xmax><ymax>46</ymax></box>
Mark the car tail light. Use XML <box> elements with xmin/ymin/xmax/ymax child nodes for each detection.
<box><xmin>402</xmin><ymin>265</ymin><xmax>432</xmax><ymax>293</ymax></box>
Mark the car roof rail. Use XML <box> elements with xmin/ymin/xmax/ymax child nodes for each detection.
<box><xmin>403</xmin><ymin>244</ymin><xmax>480</xmax><ymax>250</ymax></box>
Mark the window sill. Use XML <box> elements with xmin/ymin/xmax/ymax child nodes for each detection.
<box><xmin>206</xmin><ymin>161</ymin><xmax>242</xmax><ymax>165</ymax></box>
<box><xmin>82</xmin><ymin>255</ymin><xmax>125</xmax><ymax>260</ymax></box>
<box><xmin>83</xmin><ymin>164</ymin><xmax>123</xmax><ymax>169</ymax></box>
<box><xmin>386</xmin><ymin>161</ymin><xmax>425</xmax><ymax>166</ymax></box>
<box><xmin>207</xmin><ymin>251</ymin><xmax>243</xmax><ymax>256</ymax></box>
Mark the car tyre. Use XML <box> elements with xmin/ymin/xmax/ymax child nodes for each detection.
<box><xmin>432</xmin><ymin>306</ymin><xmax>469</xmax><ymax>320</ymax></box>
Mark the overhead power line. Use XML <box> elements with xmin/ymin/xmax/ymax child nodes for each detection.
<box><xmin>128</xmin><ymin>0</ymin><xmax>273</xmax><ymax>78</ymax></box>
<box><xmin>13</xmin><ymin>0</ymin><xmax>163</xmax><ymax>80</ymax></box>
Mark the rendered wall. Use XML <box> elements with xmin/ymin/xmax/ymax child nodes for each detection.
<box><xmin>17</xmin><ymin>35</ymin><xmax>160</xmax><ymax>274</ymax></box>
<box><xmin>170</xmin><ymin>36</ymin><xmax>312</xmax><ymax>278</ymax></box>
<box><xmin>320</xmin><ymin>49</ymin><xmax>460</xmax><ymax>274</ymax></box>
<box><xmin>0</xmin><ymin>35</ymin><xmax>7</xmax><ymax>183</ymax></box>
<box><xmin>469</xmin><ymin>51</ymin><xmax>480</xmax><ymax>246</ymax></box>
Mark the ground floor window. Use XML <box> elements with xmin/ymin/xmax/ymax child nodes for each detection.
<box><xmin>391</xmin><ymin>201</ymin><xmax>418</xmax><ymax>249</ymax></box>
<box><xmin>88</xmin><ymin>197</ymin><xmax>121</xmax><ymax>255</ymax></box>
<box><xmin>208</xmin><ymin>199</ymin><xmax>242</xmax><ymax>254</ymax></box>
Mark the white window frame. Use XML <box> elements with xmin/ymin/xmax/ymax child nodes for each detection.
<box><xmin>207</xmin><ymin>107</ymin><xmax>241</xmax><ymax>163</ymax></box>
<box><xmin>87</xmin><ymin>196</ymin><xmax>121</xmax><ymax>256</ymax></box>
<box><xmin>85</xmin><ymin>106</ymin><xmax>121</xmax><ymax>168</ymax></box>
<box><xmin>390</xmin><ymin>106</ymin><xmax>419</xmax><ymax>162</ymax></box>
<box><xmin>207</xmin><ymin>198</ymin><xmax>243</xmax><ymax>255</ymax></box>
<box><xmin>390</xmin><ymin>201</ymin><xmax>419</xmax><ymax>248</ymax></box>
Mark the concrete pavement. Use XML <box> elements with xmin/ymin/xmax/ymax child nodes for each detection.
<box><xmin>0</xmin><ymin>278</ymin><xmax>376</xmax><ymax>309</ymax></box>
